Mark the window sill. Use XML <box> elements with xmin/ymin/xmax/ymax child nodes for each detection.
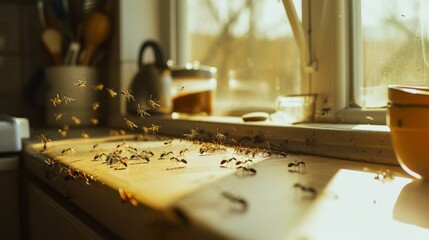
<box><xmin>125</xmin><ymin>114</ymin><xmax>397</xmax><ymax>166</ymax></box>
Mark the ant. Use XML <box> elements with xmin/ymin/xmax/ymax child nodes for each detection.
<box><xmin>148</xmin><ymin>95</ymin><xmax>160</xmax><ymax>109</ymax></box>
<box><xmin>93</xmin><ymin>153</ymin><xmax>107</xmax><ymax>160</ymax></box>
<box><xmin>124</xmin><ymin>118</ymin><xmax>138</xmax><ymax>130</ymax></box>
<box><xmin>220</xmin><ymin>157</ymin><xmax>237</xmax><ymax>168</ymax></box>
<box><xmin>62</xmin><ymin>95</ymin><xmax>75</xmax><ymax>104</ymax></box>
<box><xmin>61</xmin><ymin>147</ymin><xmax>75</xmax><ymax>155</ymax></box>
<box><xmin>106</xmin><ymin>88</ymin><xmax>117</xmax><ymax>98</ymax></box>
<box><xmin>54</xmin><ymin>113</ymin><xmax>62</xmax><ymax>121</ymax></box>
<box><xmin>293</xmin><ymin>183</ymin><xmax>317</xmax><ymax>198</ymax></box>
<box><xmin>50</xmin><ymin>94</ymin><xmax>62</xmax><ymax>106</ymax></box>
<box><xmin>82</xmin><ymin>172</ymin><xmax>96</xmax><ymax>185</ymax></box>
<box><xmin>59</xmin><ymin>166</ymin><xmax>81</xmax><ymax>181</ymax></box>
<box><xmin>235</xmin><ymin>159</ymin><xmax>257</xmax><ymax>176</ymax></box>
<box><xmin>183</xmin><ymin>128</ymin><xmax>199</xmax><ymax>141</ymax></box>
<box><xmin>163</xmin><ymin>138</ymin><xmax>173</xmax><ymax>146</ymax></box>
<box><xmin>93</xmin><ymin>84</ymin><xmax>104</xmax><ymax>91</ymax></box>
<box><xmin>141</xmin><ymin>149</ymin><xmax>154</xmax><ymax>157</ymax></box>
<box><xmin>90</xmin><ymin>118</ymin><xmax>99</xmax><ymax>125</ymax></box>
<box><xmin>92</xmin><ymin>102</ymin><xmax>100</xmax><ymax>111</ymax></box>
<box><xmin>120</xmin><ymin>89</ymin><xmax>135</xmax><ymax>102</ymax></box>
<box><xmin>73</xmin><ymin>79</ymin><xmax>87</xmax><ymax>90</ymax></box>
<box><xmin>166</xmin><ymin>157</ymin><xmax>188</xmax><ymax>170</ymax></box>
<box><xmin>288</xmin><ymin>160</ymin><xmax>306</xmax><ymax>174</ymax></box>
<box><xmin>221</xmin><ymin>191</ymin><xmax>248</xmax><ymax>213</ymax></box>
<box><xmin>92</xmin><ymin>144</ymin><xmax>99</xmax><ymax>149</ymax></box>
<box><xmin>159</xmin><ymin>151</ymin><xmax>174</xmax><ymax>160</ymax></box>
<box><xmin>215</xmin><ymin>129</ymin><xmax>227</xmax><ymax>143</ymax></box>
<box><xmin>81</xmin><ymin>131</ymin><xmax>90</xmax><ymax>139</ymax></box>
<box><xmin>136</xmin><ymin>104</ymin><xmax>150</xmax><ymax>118</ymax></box>
<box><xmin>71</xmin><ymin>116</ymin><xmax>81</xmax><ymax>125</ymax></box>
<box><xmin>179</xmin><ymin>148</ymin><xmax>189</xmax><ymax>156</ymax></box>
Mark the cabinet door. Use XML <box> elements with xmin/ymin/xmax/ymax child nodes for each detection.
<box><xmin>27</xmin><ymin>182</ymin><xmax>103</xmax><ymax>240</ymax></box>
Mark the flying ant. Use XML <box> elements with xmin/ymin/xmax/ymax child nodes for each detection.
<box><xmin>93</xmin><ymin>84</ymin><xmax>104</xmax><ymax>91</ymax></box>
<box><xmin>92</xmin><ymin>102</ymin><xmax>100</xmax><ymax>111</ymax></box>
<box><xmin>73</xmin><ymin>79</ymin><xmax>87</xmax><ymax>89</ymax></box>
<box><xmin>39</xmin><ymin>134</ymin><xmax>51</xmax><ymax>149</ymax></box>
<box><xmin>106</xmin><ymin>88</ymin><xmax>117</xmax><ymax>98</ymax></box>
<box><xmin>215</xmin><ymin>128</ymin><xmax>227</xmax><ymax>143</ymax></box>
<box><xmin>71</xmin><ymin>116</ymin><xmax>81</xmax><ymax>125</ymax></box>
<box><xmin>54</xmin><ymin>113</ymin><xmax>63</xmax><ymax>121</ymax></box>
<box><xmin>148</xmin><ymin>95</ymin><xmax>160</xmax><ymax>109</ymax></box>
<box><xmin>136</xmin><ymin>104</ymin><xmax>150</xmax><ymax>118</ymax></box>
<box><xmin>58</xmin><ymin>128</ymin><xmax>67</xmax><ymax>137</ymax></box>
<box><xmin>81</xmin><ymin>131</ymin><xmax>90</xmax><ymax>139</ymax></box>
<box><xmin>221</xmin><ymin>191</ymin><xmax>248</xmax><ymax>213</ymax></box>
<box><xmin>62</xmin><ymin>95</ymin><xmax>76</xmax><ymax>104</ymax></box>
<box><xmin>144</xmin><ymin>124</ymin><xmax>161</xmax><ymax>134</ymax></box>
<box><xmin>90</xmin><ymin>118</ymin><xmax>99</xmax><ymax>125</ymax></box>
<box><xmin>120</xmin><ymin>89</ymin><xmax>135</xmax><ymax>102</ymax></box>
<box><xmin>183</xmin><ymin>128</ymin><xmax>199</xmax><ymax>141</ymax></box>
<box><xmin>124</xmin><ymin>118</ymin><xmax>138</xmax><ymax>130</ymax></box>
<box><xmin>50</xmin><ymin>94</ymin><xmax>62</xmax><ymax>106</ymax></box>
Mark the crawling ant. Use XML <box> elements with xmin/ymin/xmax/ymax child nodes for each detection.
<box><xmin>166</xmin><ymin>157</ymin><xmax>188</xmax><ymax>170</ymax></box>
<box><xmin>236</xmin><ymin>159</ymin><xmax>257</xmax><ymax>176</ymax></box>
<box><xmin>179</xmin><ymin>148</ymin><xmax>189</xmax><ymax>156</ymax></box>
<box><xmin>141</xmin><ymin>149</ymin><xmax>154</xmax><ymax>157</ymax></box>
<box><xmin>159</xmin><ymin>151</ymin><xmax>174</xmax><ymax>160</ymax></box>
<box><xmin>220</xmin><ymin>157</ymin><xmax>237</xmax><ymax>168</ymax></box>
<box><xmin>59</xmin><ymin>166</ymin><xmax>81</xmax><ymax>181</ymax></box>
<box><xmin>61</xmin><ymin>147</ymin><xmax>75</xmax><ymax>155</ymax></box>
<box><xmin>82</xmin><ymin>172</ymin><xmax>96</xmax><ymax>185</ymax></box>
<box><xmin>293</xmin><ymin>183</ymin><xmax>317</xmax><ymax>198</ymax></box>
<box><xmin>93</xmin><ymin>153</ymin><xmax>107</xmax><ymax>160</ymax></box>
<box><xmin>221</xmin><ymin>191</ymin><xmax>248</xmax><ymax>212</ymax></box>
<box><xmin>120</xmin><ymin>89</ymin><xmax>135</xmax><ymax>102</ymax></box>
<box><xmin>163</xmin><ymin>138</ymin><xmax>173</xmax><ymax>146</ymax></box>
<box><xmin>288</xmin><ymin>160</ymin><xmax>306</xmax><ymax>174</ymax></box>
<box><xmin>93</xmin><ymin>144</ymin><xmax>99</xmax><ymax>149</ymax></box>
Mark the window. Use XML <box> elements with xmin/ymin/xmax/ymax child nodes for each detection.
<box><xmin>177</xmin><ymin>0</ymin><xmax>303</xmax><ymax>113</ymax></box>
<box><xmin>356</xmin><ymin>0</ymin><xmax>429</xmax><ymax>108</ymax></box>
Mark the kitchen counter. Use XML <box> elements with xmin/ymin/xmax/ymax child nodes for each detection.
<box><xmin>22</xmin><ymin>130</ymin><xmax>429</xmax><ymax>239</ymax></box>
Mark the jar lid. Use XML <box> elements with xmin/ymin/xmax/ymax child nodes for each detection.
<box><xmin>172</xmin><ymin>66</ymin><xmax>217</xmax><ymax>78</ymax></box>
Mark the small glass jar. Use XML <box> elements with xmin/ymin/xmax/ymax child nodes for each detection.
<box><xmin>171</xmin><ymin>65</ymin><xmax>217</xmax><ymax>115</ymax></box>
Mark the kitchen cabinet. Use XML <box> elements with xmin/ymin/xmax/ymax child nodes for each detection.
<box><xmin>22</xmin><ymin>132</ymin><xmax>429</xmax><ymax>239</ymax></box>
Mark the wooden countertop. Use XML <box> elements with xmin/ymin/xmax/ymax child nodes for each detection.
<box><xmin>24</xmin><ymin>133</ymin><xmax>429</xmax><ymax>239</ymax></box>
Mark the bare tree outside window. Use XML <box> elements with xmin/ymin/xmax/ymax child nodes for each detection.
<box><xmin>185</xmin><ymin>0</ymin><xmax>301</xmax><ymax>112</ymax></box>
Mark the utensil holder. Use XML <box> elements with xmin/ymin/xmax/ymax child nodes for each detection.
<box><xmin>45</xmin><ymin>66</ymin><xmax>98</xmax><ymax>126</ymax></box>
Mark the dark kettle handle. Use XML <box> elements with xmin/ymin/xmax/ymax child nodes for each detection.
<box><xmin>138</xmin><ymin>40</ymin><xmax>166</xmax><ymax>69</ymax></box>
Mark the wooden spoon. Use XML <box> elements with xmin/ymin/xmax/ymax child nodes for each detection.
<box><xmin>41</xmin><ymin>28</ymin><xmax>63</xmax><ymax>65</ymax></box>
<box><xmin>80</xmin><ymin>12</ymin><xmax>110</xmax><ymax>65</ymax></box>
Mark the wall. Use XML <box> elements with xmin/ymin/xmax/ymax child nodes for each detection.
<box><xmin>0</xmin><ymin>2</ymin><xmax>44</xmax><ymax>126</ymax></box>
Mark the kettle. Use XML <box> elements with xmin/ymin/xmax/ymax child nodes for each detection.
<box><xmin>128</xmin><ymin>40</ymin><xmax>172</xmax><ymax>115</ymax></box>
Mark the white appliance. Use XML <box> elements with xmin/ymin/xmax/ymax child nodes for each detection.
<box><xmin>0</xmin><ymin>115</ymin><xmax>30</xmax><ymax>239</ymax></box>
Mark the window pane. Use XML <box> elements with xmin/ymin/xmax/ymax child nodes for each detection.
<box><xmin>183</xmin><ymin>0</ymin><xmax>301</xmax><ymax>111</ymax></box>
<box><xmin>360</xmin><ymin>0</ymin><xmax>428</xmax><ymax>107</ymax></box>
